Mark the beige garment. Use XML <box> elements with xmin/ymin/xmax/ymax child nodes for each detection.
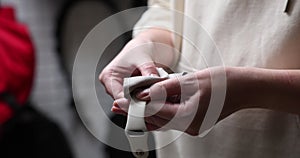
<box><xmin>133</xmin><ymin>0</ymin><xmax>300</xmax><ymax>158</ymax></box>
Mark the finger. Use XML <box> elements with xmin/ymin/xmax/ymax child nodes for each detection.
<box><xmin>145</xmin><ymin>101</ymin><xmax>180</xmax><ymax>120</ymax></box>
<box><xmin>146</xmin><ymin>108</ymin><xmax>201</xmax><ymax>135</ymax></box>
<box><xmin>145</xmin><ymin>115</ymin><xmax>174</xmax><ymax>131</ymax></box>
<box><xmin>167</xmin><ymin>95</ymin><xmax>181</xmax><ymax>103</ymax></box>
<box><xmin>149</xmin><ymin>73</ymin><xmax>199</xmax><ymax>100</ymax></box>
<box><xmin>135</xmin><ymin>88</ymin><xmax>150</xmax><ymax>101</ymax></box>
<box><xmin>138</xmin><ymin>62</ymin><xmax>159</xmax><ymax>76</ymax></box>
<box><xmin>99</xmin><ymin>71</ymin><xmax>124</xmax><ymax>99</ymax></box>
<box><xmin>145</xmin><ymin>116</ymin><xmax>168</xmax><ymax>128</ymax></box>
<box><xmin>113</xmin><ymin>98</ymin><xmax>130</xmax><ymax>112</ymax></box>
<box><xmin>135</xmin><ymin>89</ymin><xmax>181</xmax><ymax>102</ymax></box>
<box><xmin>111</xmin><ymin>106</ymin><xmax>127</xmax><ymax>116</ymax></box>
<box><xmin>149</xmin><ymin>77</ymin><xmax>181</xmax><ymax>100</ymax></box>
<box><xmin>145</xmin><ymin>123</ymin><xmax>161</xmax><ymax>131</ymax></box>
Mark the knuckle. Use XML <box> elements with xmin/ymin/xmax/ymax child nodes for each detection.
<box><xmin>99</xmin><ymin>73</ymin><xmax>105</xmax><ymax>84</ymax></box>
<box><xmin>104</xmin><ymin>86</ymin><xmax>111</xmax><ymax>95</ymax></box>
<box><xmin>150</xmin><ymin>83</ymin><xmax>167</xmax><ymax>100</ymax></box>
<box><xmin>99</xmin><ymin>69</ymin><xmax>111</xmax><ymax>84</ymax></box>
<box><xmin>99</xmin><ymin>70</ymin><xmax>106</xmax><ymax>81</ymax></box>
<box><xmin>140</xmin><ymin>62</ymin><xmax>156</xmax><ymax>70</ymax></box>
<box><xmin>158</xmin><ymin>82</ymin><xmax>168</xmax><ymax>92</ymax></box>
<box><xmin>99</xmin><ymin>69</ymin><xmax>115</xmax><ymax>96</ymax></box>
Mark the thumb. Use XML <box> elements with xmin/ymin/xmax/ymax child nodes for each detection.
<box><xmin>138</xmin><ymin>62</ymin><xmax>159</xmax><ymax>76</ymax></box>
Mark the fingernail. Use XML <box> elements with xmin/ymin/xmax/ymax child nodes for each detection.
<box><xmin>111</xmin><ymin>106</ymin><xmax>127</xmax><ymax>116</ymax></box>
<box><xmin>113</xmin><ymin>101</ymin><xmax>119</xmax><ymax>107</ymax></box>
<box><xmin>136</xmin><ymin>89</ymin><xmax>150</xmax><ymax>100</ymax></box>
<box><xmin>113</xmin><ymin>98</ymin><xmax>129</xmax><ymax>108</ymax></box>
<box><xmin>140</xmin><ymin>95</ymin><xmax>150</xmax><ymax>101</ymax></box>
<box><xmin>149</xmin><ymin>73</ymin><xmax>159</xmax><ymax>77</ymax></box>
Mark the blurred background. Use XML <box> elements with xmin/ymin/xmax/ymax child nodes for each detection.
<box><xmin>0</xmin><ymin>0</ymin><xmax>151</xmax><ymax>158</ymax></box>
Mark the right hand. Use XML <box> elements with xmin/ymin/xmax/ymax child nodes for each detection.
<box><xmin>99</xmin><ymin>28</ymin><xmax>175</xmax><ymax>113</ymax></box>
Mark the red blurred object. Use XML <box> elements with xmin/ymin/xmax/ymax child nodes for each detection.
<box><xmin>0</xmin><ymin>6</ymin><xmax>35</xmax><ymax>124</ymax></box>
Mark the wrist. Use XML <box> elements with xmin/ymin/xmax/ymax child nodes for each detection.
<box><xmin>225</xmin><ymin>67</ymin><xmax>281</xmax><ymax>110</ymax></box>
<box><xmin>132</xmin><ymin>29</ymin><xmax>177</xmax><ymax>68</ymax></box>
<box><xmin>225</xmin><ymin>67</ymin><xmax>261</xmax><ymax>111</ymax></box>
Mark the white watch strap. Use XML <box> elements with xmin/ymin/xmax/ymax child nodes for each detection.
<box><xmin>124</xmin><ymin>76</ymin><xmax>159</xmax><ymax>158</ymax></box>
<box><xmin>125</xmin><ymin>98</ymin><xmax>149</xmax><ymax>158</ymax></box>
<box><xmin>124</xmin><ymin>68</ymin><xmax>186</xmax><ymax>158</ymax></box>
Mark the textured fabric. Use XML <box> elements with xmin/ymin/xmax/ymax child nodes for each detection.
<box><xmin>133</xmin><ymin>0</ymin><xmax>172</xmax><ymax>37</ymax></box>
<box><xmin>133</xmin><ymin>0</ymin><xmax>300</xmax><ymax>158</ymax></box>
<box><xmin>0</xmin><ymin>6</ymin><xmax>35</xmax><ymax>124</ymax></box>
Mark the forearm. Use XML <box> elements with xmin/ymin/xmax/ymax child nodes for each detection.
<box><xmin>228</xmin><ymin>67</ymin><xmax>300</xmax><ymax>115</ymax></box>
<box><xmin>134</xmin><ymin>28</ymin><xmax>173</xmax><ymax>45</ymax></box>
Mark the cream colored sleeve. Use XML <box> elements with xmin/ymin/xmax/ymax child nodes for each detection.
<box><xmin>132</xmin><ymin>0</ymin><xmax>172</xmax><ymax>37</ymax></box>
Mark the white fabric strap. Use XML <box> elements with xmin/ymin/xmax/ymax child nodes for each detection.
<box><xmin>124</xmin><ymin>68</ymin><xmax>185</xmax><ymax>158</ymax></box>
<box><xmin>124</xmin><ymin>99</ymin><xmax>149</xmax><ymax>158</ymax></box>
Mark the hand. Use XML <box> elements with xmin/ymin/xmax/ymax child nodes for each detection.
<box><xmin>113</xmin><ymin>67</ymin><xmax>243</xmax><ymax>136</ymax></box>
<box><xmin>99</xmin><ymin>28</ymin><xmax>175</xmax><ymax>110</ymax></box>
<box><xmin>112</xmin><ymin>65</ymin><xmax>300</xmax><ymax>135</ymax></box>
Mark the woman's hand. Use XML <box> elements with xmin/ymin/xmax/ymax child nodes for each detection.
<box><xmin>99</xmin><ymin>28</ymin><xmax>175</xmax><ymax>110</ymax></box>
<box><xmin>144</xmin><ymin>67</ymin><xmax>244</xmax><ymax>136</ymax></box>
<box><xmin>112</xmin><ymin>67</ymin><xmax>241</xmax><ymax>136</ymax></box>
<box><xmin>113</xmin><ymin>66</ymin><xmax>300</xmax><ymax>136</ymax></box>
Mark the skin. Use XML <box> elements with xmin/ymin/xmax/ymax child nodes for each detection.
<box><xmin>99</xmin><ymin>28</ymin><xmax>300</xmax><ymax>136</ymax></box>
